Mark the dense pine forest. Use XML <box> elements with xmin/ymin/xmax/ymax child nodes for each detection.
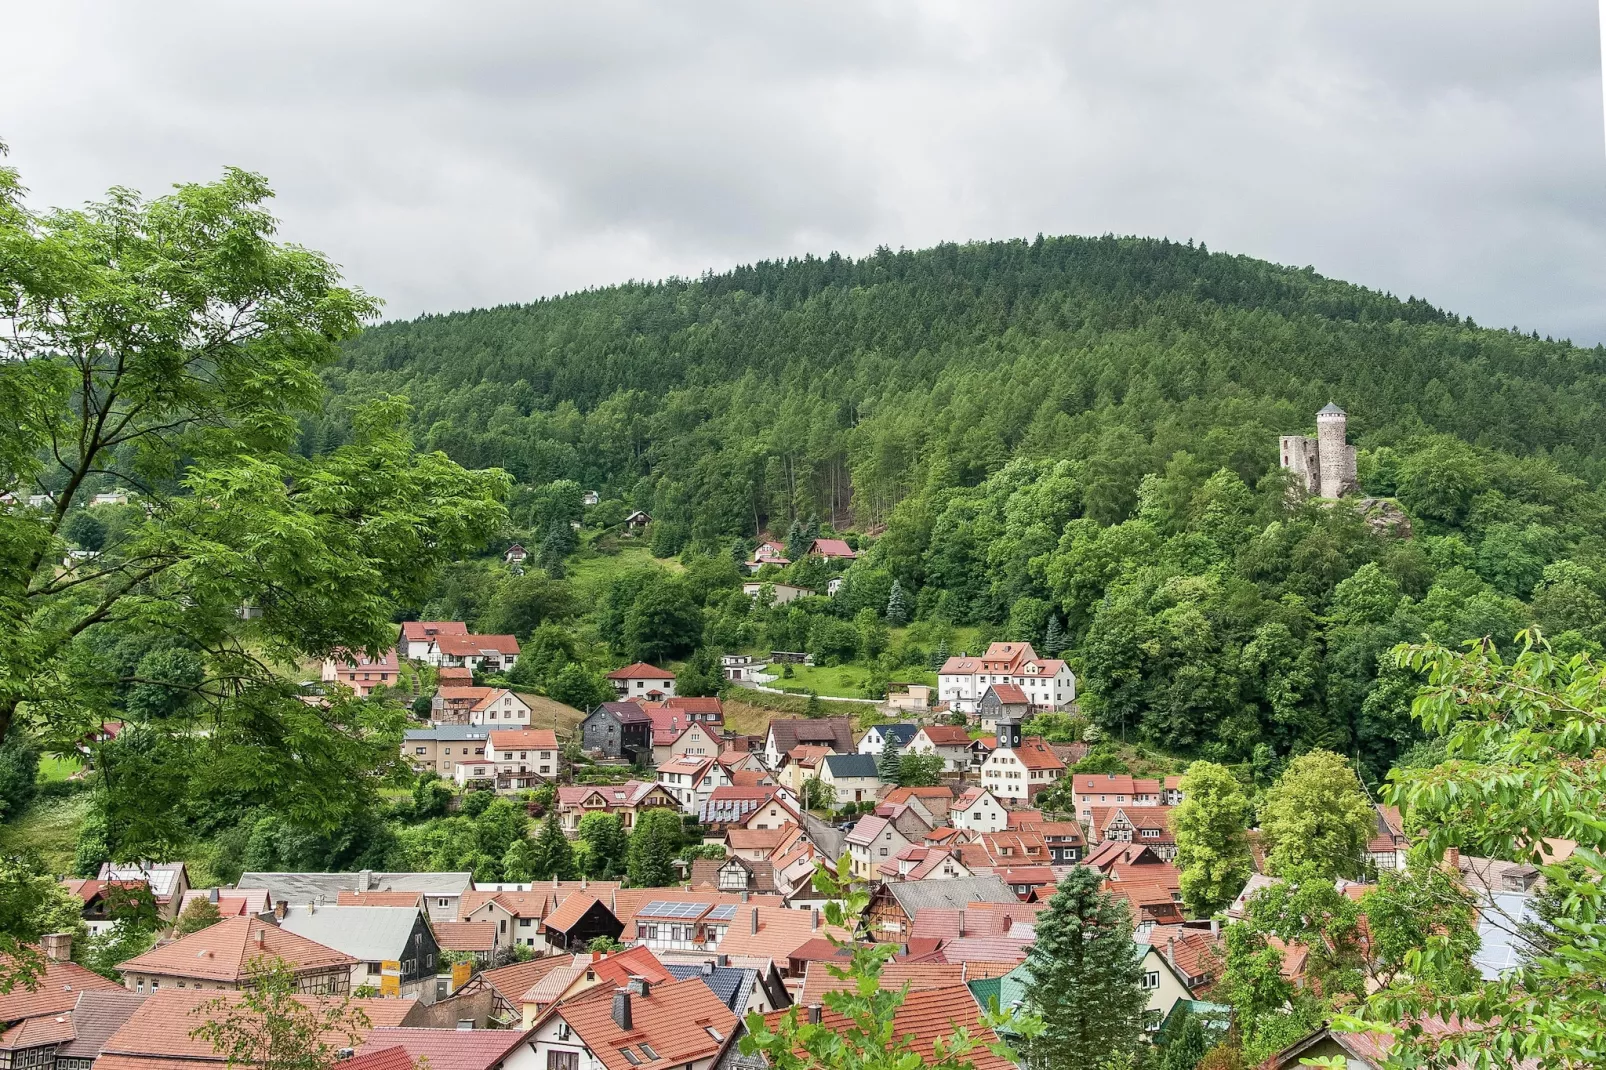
<box><xmin>310</xmin><ymin>236</ymin><xmax>1606</xmax><ymax>782</ymax></box>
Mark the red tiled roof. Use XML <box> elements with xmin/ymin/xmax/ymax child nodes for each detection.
<box><xmin>778</xmin><ymin>985</ymin><xmax>1013</xmax><ymax>1070</ymax></box>
<box><xmin>727</xmin><ymin>828</ymin><xmax>788</xmax><ymax>851</ymax></box>
<box><xmin>336</xmin><ymin>891</ymin><xmax>424</xmax><ymax>908</ymax></box>
<box><xmin>716</xmin><ymin>906</ymin><xmax>850</xmax><ymax>964</ymax></box>
<box><xmin>436</xmin><ymin>667</ymin><xmax>473</xmax><ymax>685</ymax></box>
<box><xmin>545</xmin><ymin>977</ymin><xmax>735</xmax><ymax>1070</ymax></box>
<box><xmin>327</xmin><ymin>648</ymin><xmax>399</xmax><ymax>673</ymax></box>
<box><xmin>1141</xmin><ymin>926</ymin><xmax>1224</xmax><ymax>989</ymax></box>
<box><xmin>488</xmin><ymin>729</ymin><xmax>559</xmax><ymax>750</ymax></box>
<box><xmin>808</xmin><ymin>538</ymin><xmax>856</xmax><ymax>558</ymax></box>
<box><xmin>606</xmin><ymin>662</ymin><xmax>675</xmax><ymax>681</ymax></box>
<box><xmin>477</xmin><ymin>957</ymin><xmax>572</xmax><ymax>1000</ymax></box>
<box><xmin>882</xmin><ymin>786</ymin><xmax>954</xmax><ymax>804</ymax></box>
<box><xmin>0</xmin><ymin>955</ymin><xmax>122</xmax><ymax>1022</ymax></box>
<box><xmin>988</xmin><ymin>684</ymin><xmax>1029</xmax><ymax>705</ymax></box>
<box><xmin>539</xmin><ymin>894</ymin><xmax>604</xmax><ymax>936</ymax></box>
<box><xmin>797</xmin><ymin>961</ymin><xmax>967</xmax><ymax>1006</ymax></box>
<box><xmin>436</xmin><ymin>686</ymin><xmax>496</xmax><ymax>704</ymax></box>
<box><xmin>729</xmin><ymin>770</ymin><xmax>772</xmax><ymax>788</ymax></box>
<box><xmin>355</xmin><ymin>1029</ymin><xmax>531</xmax><ymax>1070</ymax></box>
<box><xmin>916</xmin><ymin>726</ymin><xmax>971</xmax><ymax>747</ymax></box>
<box><xmin>116</xmin><ymin>916</ymin><xmax>354</xmax><ymax>982</ymax></box>
<box><xmin>0</xmin><ymin>1011</ymin><xmax>78</xmax><ymax>1049</ymax></box>
<box><xmin>432</xmin><ymin>922</ymin><xmax>497</xmax><ymax>953</ymax></box>
<box><xmin>644</xmin><ymin>707</ymin><xmax>713</xmax><ymax>745</ymax></box>
<box><xmin>434</xmin><ymin>634</ymin><xmax>520</xmax><ymax>656</ymax></box>
<box><xmin>1009</xmin><ymin>738</ymin><xmax>1065</xmax><ymax>771</ymax></box>
<box><xmin>338</xmin><ymin>1045</ymin><xmax>416</xmax><ymax>1070</ymax></box>
<box><xmin>661</xmin><ymin>697</ymin><xmax>722</xmax><ymax>716</ymax></box>
<box><xmin>1005</xmin><ymin>810</ymin><xmax>1044</xmax><ymax>830</ymax></box>
<box><xmin>399</xmin><ymin>621</ymin><xmax>467</xmax><ymax>642</ymax></box>
<box><xmin>584</xmin><ymin>946</ymin><xmax>674</xmax><ymax>990</ymax></box>
<box><xmin>100</xmin><ymin>989</ymin><xmax>411</xmax><ymax>1064</ymax></box>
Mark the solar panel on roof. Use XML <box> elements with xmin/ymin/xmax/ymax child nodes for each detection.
<box><xmin>639</xmin><ymin>900</ymin><xmax>711</xmax><ymax>919</ymax></box>
<box><xmin>705</xmin><ymin>903</ymin><xmax>737</xmax><ymax>921</ymax></box>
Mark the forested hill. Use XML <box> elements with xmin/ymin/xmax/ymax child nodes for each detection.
<box><xmin>321</xmin><ymin>235</ymin><xmax>1606</xmax><ymax>531</ymax></box>
<box><xmin>313</xmin><ymin>234</ymin><xmax>1606</xmax><ymax>779</ymax></box>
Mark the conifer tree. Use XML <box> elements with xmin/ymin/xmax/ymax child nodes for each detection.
<box><xmin>1042</xmin><ymin>615</ymin><xmax>1064</xmax><ymax>656</ymax></box>
<box><xmin>785</xmin><ymin>520</ymin><xmax>808</xmax><ymax>562</ymax></box>
<box><xmin>885</xmin><ymin>581</ymin><xmax>909</xmax><ymax>625</ymax></box>
<box><xmin>1023</xmin><ymin>867</ymin><xmax>1148</xmax><ymax>1068</ymax></box>
<box><xmin>928</xmin><ymin>640</ymin><xmax>949</xmax><ymax>671</ymax></box>
<box><xmin>626</xmin><ymin>808</ymin><xmax>682</xmax><ymax>887</ymax></box>
<box><xmin>577</xmin><ymin>812</ymin><xmax>628</xmax><ymax>880</ymax></box>
<box><xmin>529</xmin><ymin>812</ymin><xmax>577</xmax><ymax>880</ymax></box>
<box><xmin>878</xmin><ymin>740</ymin><xmax>903</xmax><ymax>783</ymax></box>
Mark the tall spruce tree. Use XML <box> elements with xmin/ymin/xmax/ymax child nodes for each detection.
<box><xmin>1042</xmin><ymin>616</ymin><xmax>1064</xmax><ymax>656</ymax></box>
<box><xmin>785</xmin><ymin>520</ymin><xmax>808</xmax><ymax>562</ymax></box>
<box><xmin>1024</xmin><ymin>867</ymin><xmax>1148</xmax><ymax>1069</ymax></box>
<box><xmin>878</xmin><ymin>740</ymin><xmax>903</xmax><ymax>783</ymax></box>
<box><xmin>928</xmin><ymin>640</ymin><xmax>949</xmax><ymax>671</ymax></box>
<box><xmin>885</xmin><ymin>581</ymin><xmax>909</xmax><ymax>625</ymax></box>
<box><xmin>530</xmin><ymin>812</ymin><xmax>577</xmax><ymax>880</ymax></box>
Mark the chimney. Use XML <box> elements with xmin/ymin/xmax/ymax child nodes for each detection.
<box><xmin>40</xmin><ymin>933</ymin><xmax>71</xmax><ymax>963</ymax></box>
<box><xmin>274</xmin><ymin>901</ymin><xmax>287</xmax><ymax>921</ymax></box>
<box><xmin>702</xmin><ymin>961</ymin><xmax>715</xmax><ymax>976</ymax></box>
<box><xmin>254</xmin><ymin>927</ymin><xmax>266</xmax><ymax>948</ymax></box>
<box><xmin>591</xmin><ymin>950</ymin><xmax>603</xmax><ymax>963</ymax></box>
<box><xmin>581</xmin><ymin>878</ymin><xmax>588</xmax><ymax>890</ymax></box>
<box><xmin>1446</xmin><ymin>847</ymin><xmax>1461</xmax><ymax>870</ymax></box>
<box><xmin>740</xmin><ymin>890</ymin><xmax>749</xmax><ymax>903</ymax></box>
<box><xmin>359</xmin><ymin>869</ymin><xmax>373</xmax><ymax>891</ymax></box>
<box><xmin>1166</xmin><ymin>938</ymin><xmax>1176</xmax><ymax>967</ymax></box>
<box><xmin>611</xmin><ymin>992</ymin><xmax>632</xmax><ymax>1031</ymax></box>
<box><xmin>1209</xmin><ymin>918</ymin><xmax>1219</xmax><ymax>936</ymax></box>
<box><xmin>717</xmin><ymin>954</ymin><xmax>728</xmax><ymax>968</ymax></box>
<box><xmin>750</xmin><ymin>908</ymin><xmax>760</xmax><ymax>935</ymax></box>
<box><xmin>807</xmin><ymin>1005</ymin><xmax>822</xmax><ymax>1025</ymax></box>
<box><xmin>627</xmin><ymin>976</ymin><xmax>650</xmax><ymax>997</ymax></box>
<box><xmin>811</xmin><ymin>908</ymin><xmax>820</xmax><ymax>931</ymax></box>
<box><xmin>208</xmin><ymin>888</ymin><xmax>219</xmax><ymax>905</ymax></box>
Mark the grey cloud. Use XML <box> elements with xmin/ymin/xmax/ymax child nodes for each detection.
<box><xmin>3</xmin><ymin>0</ymin><xmax>1603</xmax><ymax>340</ymax></box>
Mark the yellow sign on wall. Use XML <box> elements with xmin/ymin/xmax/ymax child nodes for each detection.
<box><xmin>380</xmin><ymin>974</ymin><xmax>400</xmax><ymax>997</ymax></box>
<box><xmin>451</xmin><ymin>961</ymin><xmax>472</xmax><ymax>991</ymax></box>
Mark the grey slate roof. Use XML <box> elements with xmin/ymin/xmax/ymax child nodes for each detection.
<box><xmin>57</xmin><ymin>990</ymin><xmax>147</xmax><ymax>1059</ymax></box>
<box><xmin>278</xmin><ymin>905</ymin><xmax>424</xmax><ymax>962</ymax></box>
<box><xmin>665</xmin><ymin>963</ymin><xmax>759</xmax><ymax>1014</ymax></box>
<box><xmin>238</xmin><ymin>870</ymin><xmax>474</xmax><ymax>903</ymax></box>
<box><xmin>1317</xmin><ymin>402</ymin><xmax>1346</xmax><ymax>416</ymax></box>
<box><xmin>883</xmin><ymin>875</ymin><xmax>1018</xmax><ymax>914</ymax></box>
<box><xmin>823</xmin><ymin>753</ymin><xmax>879</xmax><ymax>779</ymax></box>
<box><xmin>592</xmin><ymin>701</ymin><xmax>652</xmax><ymax>724</ymax></box>
<box><xmin>876</xmin><ymin>724</ymin><xmax>920</xmax><ymax>748</ymax></box>
<box><xmin>405</xmin><ymin>725</ymin><xmax>489</xmax><ymax>742</ymax></box>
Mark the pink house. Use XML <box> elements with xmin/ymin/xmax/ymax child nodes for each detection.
<box><xmin>321</xmin><ymin>649</ymin><xmax>400</xmax><ymax>696</ymax></box>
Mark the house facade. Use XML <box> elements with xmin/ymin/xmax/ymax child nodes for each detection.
<box><xmin>430</xmin><ymin>634</ymin><xmax>520</xmax><ymax>673</ymax></box>
<box><xmin>606</xmin><ymin>663</ymin><xmax>676</xmax><ymax>700</ymax></box>
<box><xmin>403</xmin><ymin>725</ymin><xmax>488</xmax><ymax>778</ymax></box>
<box><xmin>905</xmin><ymin>725</ymin><xmax>972</xmax><ymax>773</ymax></box>
<box><xmin>949</xmin><ymin>787</ymin><xmax>1008</xmax><ymax>834</ymax></box>
<box><xmin>322</xmin><ymin>649</ymin><xmax>400</xmax><ymax>696</ymax></box>
<box><xmin>556</xmin><ymin>782</ymin><xmax>680</xmax><ymax>834</ymax></box>
<box><xmin>978</xmin><ymin>722</ymin><xmax>1065</xmax><ymax>803</ymax></box>
<box><xmin>467</xmin><ymin>729</ymin><xmax>559</xmax><ymax>792</ymax></box>
<box><xmin>398</xmin><ymin>621</ymin><xmax>468</xmax><ymax>661</ymax></box>
<box><xmin>937</xmin><ymin>642</ymin><xmax>1075</xmax><ymax>714</ymax></box>
<box><xmin>579</xmin><ymin>701</ymin><xmax>653</xmax><ymax>761</ymax></box>
<box><xmin>818</xmin><ymin>754</ymin><xmax>879</xmax><ymax>803</ymax></box>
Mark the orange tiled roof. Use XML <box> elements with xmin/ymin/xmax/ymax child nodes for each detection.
<box><xmin>99</xmin><ymin>989</ymin><xmax>411</xmax><ymax>1063</ymax></box>
<box><xmin>0</xmin><ymin>955</ymin><xmax>122</xmax><ymax>1022</ymax></box>
<box><xmin>539</xmin><ymin>894</ymin><xmax>604</xmax><ymax>936</ymax></box>
<box><xmin>606</xmin><ymin>662</ymin><xmax>675</xmax><ymax>681</ymax></box>
<box><xmin>336</xmin><ymin>891</ymin><xmax>424</xmax><ymax>908</ymax></box>
<box><xmin>116</xmin><ymin>916</ymin><xmax>354</xmax><ymax>983</ymax></box>
<box><xmin>777</xmin><ymin>985</ymin><xmax>1014</xmax><ymax>1070</ymax></box>
<box><xmin>431</xmin><ymin>921</ymin><xmax>497</xmax><ymax>953</ymax></box>
<box><xmin>916</xmin><ymin>726</ymin><xmax>971</xmax><ymax>747</ymax></box>
<box><xmin>797</xmin><ymin>961</ymin><xmax>968</xmax><ymax>1006</ymax></box>
<box><xmin>1009</xmin><ymin>738</ymin><xmax>1065</xmax><ymax>771</ymax></box>
<box><xmin>487</xmin><ymin>729</ymin><xmax>559</xmax><ymax>750</ymax></box>
<box><xmin>546</xmin><ymin>977</ymin><xmax>734</xmax><ymax>1070</ymax></box>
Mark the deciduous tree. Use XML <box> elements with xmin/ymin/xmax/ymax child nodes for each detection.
<box><xmin>1258</xmin><ymin>750</ymin><xmax>1373</xmax><ymax>879</ymax></box>
<box><xmin>1171</xmin><ymin>761</ymin><xmax>1252</xmax><ymax>916</ymax></box>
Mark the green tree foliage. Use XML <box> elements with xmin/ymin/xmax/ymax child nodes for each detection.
<box><xmin>577</xmin><ymin>813</ymin><xmax>627</xmax><ymax>879</ymax></box>
<box><xmin>677</xmin><ymin>648</ymin><xmax>723</xmax><ymax>698</ymax></box>
<box><xmin>1258</xmin><ymin>750</ymin><xmax>1374</xmax><ymax>878</ymax></box>
<box><xmin>547</xmin><ymin>664</ymin><xmax>611</xmax><ymax>712</ymax></box>
<box><xmin>877</xmin><ymin>741</ymin><xmax>903</xmax><ymax>784</ymax></box>
<box><xmin>885</xmin><ymin>581</ymin><xmax>909</xmax><ymax>626</ymax></box>
<box><xmin>625</xmin><ymin>808</ymin><xmax>682</xmax><ymax>887</ymax></box>
<box><xmin>0</xmin><ymin>726</ymin><xmax>40</xmax><ymax>821</ymax></box>
<box><xmin>0</xmin><ymin>156</ymin><xmax>506</xmax><ymax>864</ymax></box>
<box><xmin>190</xmin><ymin>959</ymin><xmax>369</xmax><ymax>1070</ymax></box>
<box><xmin>175</xmin><ymin>896</ymin><xmax>224</xmax><ymax>936</ymax></box>
<box><xmin>896</xmin><ymin>752</ymin><xmax>944</xmax><ymax>788</ymax></box>
<box><xmin>477</xmin><ymin>571</ymin><xmax>577</xmax><ymax>639</ymax></box>
<box><xmin>1159</xmin><ymin>1009</ymin><xmax>1212</xmax><ymax>1070</ymax></box>
<box><xmin>739</xmin><ymin>855</ymin><xmax>1033</xmax><ymax>1070</ymax></box>
<box><xmin>529</xmin><ymin>812</ymin><xmax>577</xmax><ymax>880</ymax></box>
<box><xmin>1327</xmin><ymin>632</ymin><xmax>1606</xmax><ymax>1068</ymax></box>
<box><xmin>799</xmin><ymin>778</ymin><xmax>836</xmax><ymax>812</ymax></box>
<box><xmin>0</xmin><ymin>856</ymin><xmax>90</xmax><ymax>990</ymax></box>
<box><xmin>1023</xmin><ymin>866</ymin><xmax>1149</xmax><ymax>1068</ymax></box>
<box><xmin>1171</xmin><ymin>760</ymin><xmax>1253</xmax><ymax>916</ymax></box>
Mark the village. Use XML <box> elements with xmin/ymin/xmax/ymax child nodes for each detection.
<box><xmin>1</xmin><ymin>600</ymin><xmax>1542</xmax><ymax>1070</ymax></box>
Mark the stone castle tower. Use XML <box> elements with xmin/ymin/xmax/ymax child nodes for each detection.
<box><xmin>1279</xmin><ymin>403</ymin><xmax>1357</xmax><ymax>498</ymax></box>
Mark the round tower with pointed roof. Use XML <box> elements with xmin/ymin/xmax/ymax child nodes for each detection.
<box><xmin>1315</xmin><ymin>402</ymin><xmax>1354</xmax><ymax>498</ymax></box>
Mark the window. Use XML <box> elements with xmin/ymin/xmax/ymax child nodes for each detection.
<box><xmin>619</xmin><ymin>1050</ymin><xmax>640</xmax><ymax>1066</ymax></box>
<box><xmin>414</xmin><ymin>747</ymin><xmax>427</xmax><ymax>755</ymax></box>
<box><xmin>548</xmin><ymin>1049</ymin><xmax>579</xmax><ymax>1070</ymax></box>
<box><xmin>1142</xmin><ymin>971</ymin><xmax>1159</xmax><ymax>990</ymax></box>
<box><xmin>557</xmin><ymin>1023</ymin><xmax>571</xmax><ymax>1042</ymax></box>
<box><xmin>639</xmin><ymin>1044</ymin><xmax>659</xmax><ymax>1061</ymax></box>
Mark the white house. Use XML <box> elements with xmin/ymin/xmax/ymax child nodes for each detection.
<box><xmin>429</xmin><ymin>633</ymin><xmax>521</xmax><ymax>672</ymax></box>
<box><xmin>978</xmin><ymin>722</ymin><xmax>1066</xmax><ymax>803</ymax></box>
<box><xmin>844</xmin><ymin>814</ymin><xmax>915</xmax><ymax>881</ymax></box>
<box><xmin>607</xmin><ymin>662</ymin><xmax>676</xmax><ymax>700</ymax></box>
<box><xmin>398</xmin><ymin>621</ymin><xmax>467</xmax><ymax>661</ymax></box>
<box><xmin>949</xmin><ymin>786</ymin><xmax>1008</xmax><ymax>834</ymax></box>
<box><xmin>818</xmin><ymin>753</ymin><xmax>880</xmax><ymax>804</ymax></box>
<box><xmin>857</xmin><ymin>724</ymin><xmax>918</xmax><ymax>756</ymax></box>
<box><xmin>456</xmin><ymin>728</ymin><xmax>559</xmax><ymax>792</ymax></box>
<box><xmin>937</xmin><ymin>641</ymin><xmax>1076</xmax><ymax>715</ymax></box>
<box><xmin>656</xmin><ymin>755</ymin><xmax>732</xmax><ymax>814</ymax></box>
<box><xmin>742</xmin><ymin>582</ymin><xmax>814</xmax><ymax>605</ymax></box>
<box><xmin>905</xmin><ymin>725</ymin><xmax>974</xmax><ymax>773</ymax></box>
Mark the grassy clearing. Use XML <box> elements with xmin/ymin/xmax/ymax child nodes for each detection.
<box><xmin>514</xmin><ymin>693</ymin><xmax>589</xmax><ymax>739</ymax></box>
<box><xmin>0</xmin><ymin>792</ymin><xmax>91</xmax><ymax>873</ymax></box>
<box><xmin>722</xmin><ymin>691</ymin><xmax>870</xmax><ymax>737</ymax></box>
<box><xmin>568</xmin><ymin>542</ymin><xmax>683</xmax><ymax>601</ymax></box>
<box><xmin>38</xmin><ymin>756</ymin><xmax>83</xmax><ymax>782</ymax></box>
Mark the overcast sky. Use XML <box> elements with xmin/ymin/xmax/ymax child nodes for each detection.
<box><xmin>4</xmin><ymin>2</ymin><xmax>1604</xmax><ymax>342</ymax></box>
